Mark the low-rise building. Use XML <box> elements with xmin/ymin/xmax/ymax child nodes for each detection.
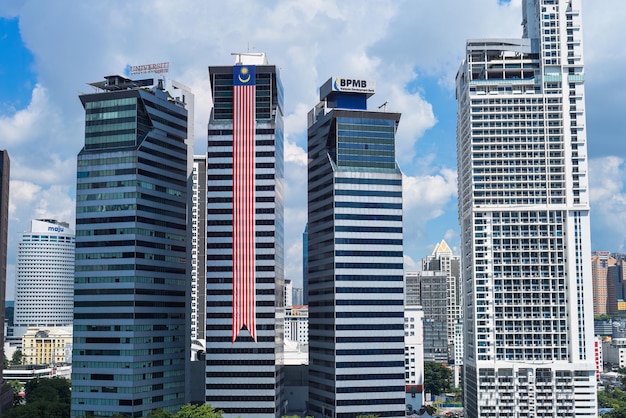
<box><xmin>22</xmin><ymin>327</ymin><xmax>72</xmax><ymax>366</ymax></box>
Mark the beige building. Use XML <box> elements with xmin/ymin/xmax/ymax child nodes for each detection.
<box><xmin>22</xmin><ymin>328</ymin><xmax>72</xmax><ymax>365</ymax></box>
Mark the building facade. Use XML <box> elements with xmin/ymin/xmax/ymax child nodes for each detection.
<box><xmin>422</xmin><ymin>239</ymin><xmax>462</xmax><ymax>363</ymax></box>
<box><xmin>205</xmin><ymin>53</ymin><xmax>285</xmax><ymax>418</ymax></box>
<box><xmin>192</xmin><ymin>155</ymin><xmax>207</xmax><ymax>341</ymax></box>
<box><xmin>591</xmin><ymin>251</ymin><xmax>616</xmax><ymax>316</ymax></box>
<box><xmin>404</xmin><ymin>307</ymin><xmax>424</xmax><ymax>414</ymax></box>
<box><xmin>456</xmin><ymin>1</ymin><xmax>596</xmax><ymax>416</ymax></box>
<box><xmin>284</xmin><ymin>305</ymin><xmax>309</xmax><ymax>344</ymax></box>
<box><xmin>307</xmin><ymin>77</ymin><xmax>406</xmax><ymax>417</ymax></box>
<box><xmin>71</xmin><ymin>75</ymin><xmax>192</xmax><ymax>417</ymax></box>
<box><xmin>13</xmin><ymin>219</ymin><xmax>74</xmax><ymax>337</ymax></box>
<box><xmin>0</xmin><ymin>150</ymin><xmax>11</xmax><ymax>413</ymax></box>
<box><xmin>22</xmin><ymin>327</ymin><xmax>73</xmax><ymax>366</ymax></box>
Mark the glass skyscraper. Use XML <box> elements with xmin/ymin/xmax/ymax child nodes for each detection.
<box><xmin>307</xmin><ymin>77</ymin><xmax>406</xmax><ymax>417</ymax></box>
<box><xmin>71</xmin><ymin>75</ymin><xmax>192</xmax><ymax>417</ymax></box>
<box><xmin>456</xmin><ymin>0</ymin><xmax>596</xmax><ymax>416</ymax></box>
<box><xmin>205</xmin><ymin>53</ymin><xmax>285</xmax><ymax>418</ymax></box>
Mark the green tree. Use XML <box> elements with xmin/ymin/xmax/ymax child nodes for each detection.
<box><xmin>6</xmin><ymin>379</ymin><xmax>23</xmax><ymax>406</ymax></box>
<box><xmin>10</xmin><ymin>350</ymin><xmax>22</xmax><ymax>365</ymax></box>
<box><xmin>424</xmin><ymin>361</ymin><xmax>452</xmax><ymax>395</ymax></box>
<box><xmin>148</xmin><ymin>408</ymin><xmax>174</xmax><ymax>418</ymax></box>
<box><xmin>175</xmin><ymin>404</ymin><xmax>224</xmax><ymax>418</ymax></box>
<box><xmin>6</xmin><ymin>377</ymin><xmax>71</xmax><ymax>418</ymax></box>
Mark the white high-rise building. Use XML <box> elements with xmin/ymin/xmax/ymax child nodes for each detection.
<box><xmin>13</xmin><ymin>219</ymin><xmax>74</xmax><ymax>337</ymax></box>
<box><xmin>192</xmin><ymin>155</ymin><xmax>207</xmax><ymax>341</ymax></box>
<box><xmin>404</xmin><ymin>306</ymin><xmax>424</xmax><ymax>414</ymax></box>
<box><xmin>456</xmin><ymin>1</ymin><xmax>596</xmax><ymax>416</ymax></box>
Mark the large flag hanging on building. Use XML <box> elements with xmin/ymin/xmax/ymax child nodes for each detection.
<box><xmin>232</xmin><ymin>64</ymin><xmax>256</xmax><ymax>342</ymax></box>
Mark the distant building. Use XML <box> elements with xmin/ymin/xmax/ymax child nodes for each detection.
<box><xmin>422</xmin><ymin>240</ymin><xmax>461</xmax><ymax>363</ymax></box>
<box><xmin>13</xmin><ymin>219</ymin><xmax>75</xmax><ymax>339</ymax></box>
<box><xmin>22</xmin><ymin>327</ymin><xmax>72</xmax><ymax>366</ymax></box>
<box><xmin>292</xmin><ymin>287</ymin><xmax>304</xmax><ymax>306</ymax></box>
<box><xmin>405</xmin><ymin>271</ymin><xmax>448</xmax><ymax>363</ymax></box>
<box><xmin>284</xmin><ymin>305</ymin><xmax>308</xmax><ymax>343</ymax></box>
<box><xmin>285</xmin><ymin>279</ymin><xmax>294</xmax><ymax>307</ymax></box>
<box><xmin>405</xmin><ymin>306</ymin><xmax>424</xmax><ymax>414</ymax></box>
<box><xmin>592</xmin><ymin>251</ymin><xmax>617</xmax><ymax>315</ymax></box>
<box><xmin>603</xmin><ymin>338</ymin><xmax>626</xmax><ymax>369</ymax></box>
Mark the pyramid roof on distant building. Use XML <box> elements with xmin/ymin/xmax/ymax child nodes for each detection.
<box><xmin>432</xmin><ymin>239</ymin><xmax>452</xmax><ymax>256</ymax></box>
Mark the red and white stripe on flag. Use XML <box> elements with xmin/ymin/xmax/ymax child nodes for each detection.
<box><xmin>232</xmin><ymin>68</ymin><xmax>256</xmax><ymax>343</ymax></box>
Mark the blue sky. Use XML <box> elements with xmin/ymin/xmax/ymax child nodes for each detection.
<box><xmin>1</xmin><ymin>0</ymin><xmax>625</xmax><ymax>299</ymax></box>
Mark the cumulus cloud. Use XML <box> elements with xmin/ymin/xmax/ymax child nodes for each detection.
<box><xmin>589</xmin><ymin>156</ymin><xmax>626</xmax><ymax>251</ymax></box>
<box><xmin>0</xmin><ymin>84</ymin><xmax>54</xmax><ymax>145</ymax></box>
<box><xmin>1</xmin><ymin>0</ymin><xmax>625</xmax><ymax>297</ymax></box>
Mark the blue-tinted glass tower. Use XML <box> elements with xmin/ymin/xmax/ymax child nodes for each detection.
<box><xmin>71</xmin><ymin>76</ymin><xmax>191</xmax><ymax>417</ymax></box>
<box><xmin>307</xmin><ymin>78</ymin><xmax>406</xmax><ymax>418</ymax></box>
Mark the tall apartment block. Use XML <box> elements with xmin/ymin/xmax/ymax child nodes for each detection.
<box><xmin>13</xmin><ymin>219</ymin><xmax>74</xmax><ymax>337</ymax></box>
<box><xmin>591</xmin><ymin>251</ymin><xmax>615</xmax><ymax>316</ymax></box>
<box><xmin>205</xmin><ymin>53</ymin><xmax>285</xmax><ymax>418</ymax></box>
<box><xmin>422</xmin><ymin>240</ymin><xmax>461</xmax><ymax>363</ymax></box>
<box><xmin>456</xmin><ymin>0</ymin><xmax>596</xmax><ymax>416</ymax></box>
<box><xmin>0</xmin><ymin>150</ymin><xmax>11</xmax><ymax>413</ymax></box>
<box><xmin>192</xmin><ymin>155</ymin><xmax>207</xmax><ymax>341</ymax></box>
<box><xmin>72</xmin><ymin>75</ymin><xmax>192</xmax><ymax>417</ymax></box>
<box><xmin>404</xmin><ymin>306</ymin><xmax>425</xmax><ymax>414</ymax></box>
<box><xmin>307</xmin><ymin>77</ymin><xmax>406</xmax><ymax>418</ymax></box>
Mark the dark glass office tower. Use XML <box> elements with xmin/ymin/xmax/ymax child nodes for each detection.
<box><xmin>205</xmin><ymin>53</ymin><xmax>285</xmax><ymax>418</ymax></box>
<box><xmin>71</xmin><ymin>76</ymin><xmax>191</xmax><ymax>417</ymax></box>
<box><xmin>307</xmin><ymin>78</ymin><xmax>406</xmax><ymax>418</ymax></box>
<box><xmin>0</xmin><ymin>150</ymin><xmax>11</xmax><ymax>413</ymax></box>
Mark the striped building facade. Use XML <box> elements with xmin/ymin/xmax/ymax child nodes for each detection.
<box><xmin>205</xmin><ymin>53</ymin><xmax>285</xmax><ymax>418</ymax></box>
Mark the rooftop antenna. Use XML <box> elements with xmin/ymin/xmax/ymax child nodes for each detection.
<box><xmin>378</xmin><ymin>101</ymin><xmax>388</xmax><ymax>111</ymax></box>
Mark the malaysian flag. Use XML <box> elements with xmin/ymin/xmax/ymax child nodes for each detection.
<box><xmin>232</xmin><ymin>64</ymin><xmax>256</xmax><ymax>343</ymax></box>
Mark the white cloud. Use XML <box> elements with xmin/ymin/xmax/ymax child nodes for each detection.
<box><xmin>589</xmin><ymin>156</ymin><xmax>626</xmax><ymax>251</ymax></box>
<box><xmin>8</xmin><ymin>180</ymin><xmax>41</xmax><ymax>221</ymax></box>
<box><xmin>403</xmin><ymin>168</ymin><xmax>458</xmax><ymax>219</ymax></box>
<box><xmin>0</xmin><ymin>84</ymin><xmax>55</xmax><ymax>145</ymax></box>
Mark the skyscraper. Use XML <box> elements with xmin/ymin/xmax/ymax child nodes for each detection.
<box><xmin>71</xmin><ymin>75</ymin><xmax>192</xmax><ymax>417</ymax></box>
<box><xmin>0</xmin><ymin>150</ymin><xmax>11</xmax><ymax>413</ymax></box>
<box><xmin>307</xmin><ymin>77</ymin><xmax>406</xmax><ymax>418</ymax></box>
<box><xmin>13</xmin><ymin>219</ymin><xmax>74</xmax><ymax>337</ymax></box>
<box><xmin>591</xmin><ymin>251</ymin><xmax>615</xmax><ymax>316</ymax></box>
<box><xmin>422</xmin><ymin>240</ymin><xmax>461</xmax><ymax>363</ymax></box>
<box><xmin>456</xmin><ymin>1</ymin><xmax>596</xmax><ymax>416</ymax></box>
<box><xmin>205</xmin><ymin>53</ymin><xmax>285</xmax><ymax>418</ymax></box>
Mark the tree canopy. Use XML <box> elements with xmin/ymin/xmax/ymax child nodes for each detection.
<box><xmin>5</xmin><ymin>377</ymin><xmax>71</xmax><ymax>418</ymax></box>
<box><xmin>424</xmin><ymin>361</ymin><xmax>452</xmax><ymax>395</ymax></box>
